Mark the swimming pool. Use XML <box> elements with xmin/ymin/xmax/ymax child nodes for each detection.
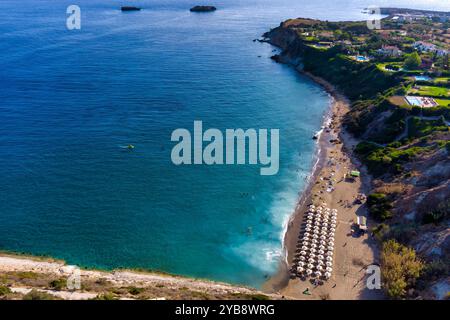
<box><xmin>415</xmin><ymin>76</ymin><xmax>432</xmax><ymax>82</ymax></box>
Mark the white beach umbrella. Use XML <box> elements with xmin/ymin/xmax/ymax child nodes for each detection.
<box><xmin>317</xmin><ymin>265</ymin><xmax>324</xmax><ymax>271</ymax></box>
<box><xmin>326</xmin><ymin>251</ymin><xmax>333</xmax><ymax>256</ymax></box>
<box><xmin>300</xmin><ymin>251</ymin><xmax>307</xmax><ymax>256</ymax></box>
<box><xmin>298</xmin><ymin>261</ymin><xmax>305</xmax><ymax>267</ymax></box>
<box><xmin>320</xmin><ymin>231</ymin><xmax>327</xmax><ymax>236</ymax></box>
<box><xmin>310</xmin><ymin>248</ymin><xmax>317</xmax><ymax>254</ymax></box>
<box><xmin>317</xmin><ymin>254</ymin><xmax>324</xmax><ymax>260</ymax></box>
<box><xmin>317</xmin><ymin>260</ymin><xmax>324</xmax><ymax>266</ymax></box>
<box><xmin>304</xmin><ymin>232</ymin><xmax>310</xmax><ymax>237</ymax></box>
<box><xmin>306</xmin><ymin>269</ymin><xmax>312</xmax><ymax>275</ymax></box>
<box><xmin>320</xmin><ymin>240</ymin><xmax>327</xmax><ymax>245</ymax></box>
<box><xmin>299</xmin><ymin>256</ymin><xmax>306</xmax><ymax>261</ymax></box>
<box><xmin>327</xmin><ymin>246</ymin><xmax>334</xmax><ymax>251</ymax></box>
<box><xmin>305</xmin><ymin>227</ymin><xmax>311</xmax><ymax>232</ymax></box>
<box><xmin>307</xmin><ymin>263</ymin><xmax>314</xmax><ymax>269</ymax></box>
<box><xmin>326</xmin><ymin>267</ymin><xmax>333</xmax><ymax>272</ymax></box>
<box><xmin>326</xmin><ymin>262</ymin><xmax>332</xmax><ymax>267</ymax></box>
<box><xmin>331</xmin><ymin>223</ymin><xmax>337</xmax><ymax>228</ymax></box>
<box><xmin>310</xmin><ymin>243</ymin><xmax>317</xmax><ymax>249</ymax></box>
<box><xmin>309</xmin><ymin>253</ymin><xmax>316</xmax><ymax>259</ymax></box>
<box><xmin>313</xmin><ymin>234</ymin><xmax>319</xmax><ymax>239</ymax></box>
<box><xmin>297</xmin><ymin>266</ymin><xmax>304</xmax><ymax>273</ymax></box>
<box><xmin>330</xmin><ymin>228</ymin><xmax>336</xmax><ymax>233</ymax></box>
<box><xmin>315</xmin><ymin>271</ymin><xmax>322</xmax><ymax>277</ymax></box>
<box><xmin>301</xmin><ymin>246</ymin><xmax>308</xmax><ymax>251</ymax></box>
<box><xmin>332</xmin><ymin>209</ymin><xmax>337</xmax><ymax>213</ymax></box>
<box><xmin>320</xmin><ymin>235</ymin><xmax>326</xmax><ymax>240</ymax></box>
<box><xmin>326</xmin><ymin>256</ymin><xmax>333</xmax><ymax>262</ymax></box>
<box><xmin>318</xmin><ymin>250</ymin><xmax>325</xmax><ymax>255</ymax></box>
<box><xmin>324</xmin><ymin>272</ymin><xmax>331</xmax><ymax>279</ymax></box>
<box><xmin>321</xmin><ymin>226</ymin><xmax>328</xmax><ymax>231</ymax></box>
<box><xmin>309</xmin><ymin>205</ymin><xmax>315</xmax><ymax>209</ymax></box>
<box><xmin>319</xmin><ymin>245</ymin><xmax>325</xmax><ymax>250</ymax></box>
<box><xmin>311</xmin><ymin>239</ymin><xmax>318</xmax><ymax>244</ymax></box>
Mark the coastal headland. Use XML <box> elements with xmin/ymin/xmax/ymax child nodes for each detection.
<box><xmin>262</xmin><ymin>10</ymin><xmax>449</xmax><ymax>300</ymax></box>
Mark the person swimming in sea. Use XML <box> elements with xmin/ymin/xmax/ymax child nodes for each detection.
<box><xmin>120</xmin><ymin>144</ymin><xmax>135</xmax><ymax>150</ymax></box>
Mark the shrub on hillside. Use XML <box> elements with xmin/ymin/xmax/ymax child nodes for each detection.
<box><xmin>381</xmin><ymin>239</ymin><xmax>424</xmax><ymax>299</ymax></box>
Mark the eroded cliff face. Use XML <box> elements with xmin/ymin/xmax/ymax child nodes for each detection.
<box><xmin>265</xmin><ymin>20</ymin><xmax>450</xmax><ymax>299</ymax></box>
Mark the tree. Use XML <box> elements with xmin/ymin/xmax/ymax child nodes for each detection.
<box><xmin>381</xmin><ymin>240</ymin><xmax>424</xmax><ymax>299</ymax></box>
<box><xmin>404</xmin><ymin>52</ymin><xmax>422</xmax><ymax>70</ymax></box>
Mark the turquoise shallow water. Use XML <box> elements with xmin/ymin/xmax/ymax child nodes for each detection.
<box><xmin>0</xmin><ymin>0</ymin><xmax>447</xmax><ymax>287</ymax></box>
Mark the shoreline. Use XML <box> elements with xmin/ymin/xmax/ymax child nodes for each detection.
<box><xmin>0</xmin><ymin>251</ymin><xmax>287</xmax><ymax>300</ymax></box>
<box><xmin>263</xmin><ymin>69</ymin><xmax>382</xmax><ymax>299</ymax></box>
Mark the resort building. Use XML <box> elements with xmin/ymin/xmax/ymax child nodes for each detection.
<box><xmin>413</xmin><ymin>41</ymin><xmax>437</xmax><ymax>53</ymax></box>
<box><xmin>377</xmin><ymin>45</ymin><xmax>402</xmax><ymax>56</ymax></box>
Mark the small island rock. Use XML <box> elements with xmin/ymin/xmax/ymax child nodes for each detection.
<box><xmin>121</xmin><ymin>6</ymin><xmax>141</xmax><ymax>11</ymax></box>
<box><xmin>190</xmin><ymin>6</ymin><xmax>217</xmax><ymax>12</ymax></box>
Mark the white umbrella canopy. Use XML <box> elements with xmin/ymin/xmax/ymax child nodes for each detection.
<box><xmin>327</xmin><ymin>246</ymin><xmax>334</xmax><ymax>251</ymax></box>
<box><xmin>331</xmin><ymin>223</ymin><xmax>337</xmax><ymax>228</ymax></box>
<box><xmin>301</xmin><ymin>246</ymin><xmax>308</xmax><ymax>251</ymax></box>
<box><xmin>309</xmin><ymin>253</ymin><xmax>316</xmax><ymax>259</ymax></box>
<box><xmin>321</xmin><ymin>226</ymin><xmax>328</xmax><ymax>231</ymax></box>
<box><xmin>310</xmin><ymin>248</ymin><xmax>317</xmax><ymax>254</ymax></box>
<box><xmin>317</xmin><ymin>254</ymin><xmax>324</xmax><ymax>260</ymax></box>
<box><xmin>330</xmin><ymin>228</ymin><xmax>336</xmax><ymax>232</ymax></box>
<box><xmin>307</xmin><ymin>263</ymin><xmax>314</xmax><ymax>269</ymax></box>
<box><xmin>315</xmin><ymin>271</ymin><xmax>322</xmax><ymax>277</ymax></box>
<box><xmin>318</xmin><ymin>250</ymin><xmax>325</xmax><ymax>255</ymax></box>
<box><xmin>320</xmin><ymin>231</ymin><xmax>327</xmax><ymax>236</ymax></box>
<box><xmin>300</xmin><ymin>251</ymin><xmax>307</xmax><ymax>256</ymax></box>
<box><xmin>326</xmin><ymin>262</ymin><xmax>332</xmax><ymax>267</ymax></box>
<box><xmin>306</xmin><ymin>269</ymin><xmax>313</xmax><ymax>275</ymax></box>
<box><xmin>308</xmin><ymin>258</ymin><xmax>315</xmax><ymax>264</ymax></box>
<box><xmin>320</xmin><ymin>235</ymin><xmax>326</xmax><ymax>240</ymax></box>
<box><xmin>297</xmin><ymin>266</ymin><xmax>304</xmax><ymax>273</ymax></box>
<box><xmin>319</xmin><ymin>245</ymin><xmax>325</xmax><ymax>250</ymax></box>
<box><xmin>320</xmin><ymin>240</ymin><xmax>327</xmax><ymax>245</ymax></box>
<box><xmin>305</xmin><ymin>227</ymin><xmax>312</xmax><ymax>232</ymax></box>
<box><xmin>326</xmin><ymin>267</ymin><xmax>333</xmax><ymax>272</ymax></box>
<box><xmin>304</xmin><ymin>232</ymin><xmax>310</xmax><ymax>237</ymax></box>
<box><xmin>326</xmin><ymin>251</ymin><xmax>333</xmax><ymax>256</ymax></box>
<box><xmin>309</xmin><ymin>205</ymin><xmax>315</xmax><ymax>209</ymax></box>
<box><xmin>317</xmin><ymin>265</ymin><xmax>324</xmax><ymax>271</ymax></box>
<box><xmin>332</xmin><ymin>209</ymin><xmax>338</xmax><ymax>213</ymax></box>
<box><xmin>326</xmin><ymin>256</ymin><xmax>333</xmax><ymax>262</ymax></box>
<box><xmin>324</xmin><ymin>272</ymin><xmax>331</xmax><ymax>279</ymax></box>
<box><xmin>298</xmin><ymin>261</ymin><xmax>305</xmax><ymax>267</ymax></box>
<box><xmin>311</xmin><ymin>239</ymin><xmax>318</xmax><ymax>244</ymax></box>
<box><xmin>299</xmin><ymin>256</ymin><xmax>306</xmax><ymax>261</ymax></box>
<box><xmin>311</xmin><ymin>243</ymin><xmax>317</xmax><ymax>249</ymax></box>
<box><xmin>313</xmin><ymin>234</ymin><xmax>319</xmax><ymax>239</ymax></box>
<box><xmin>317</xmin><ymin>260</ymin><xmax>324</xmax><ymax>266</ymax></box>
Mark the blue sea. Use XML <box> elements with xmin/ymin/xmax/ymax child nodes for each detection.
<box><xmin>0</xmin><ymin>0</ymin><xmax>448</xmax><ymax>287</ymax></box>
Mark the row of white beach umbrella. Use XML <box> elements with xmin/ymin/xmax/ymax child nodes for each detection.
<box><xmin>295</xmin><ymin>205</ymin><xmax>338</xmax><ymax>279</ymax></box>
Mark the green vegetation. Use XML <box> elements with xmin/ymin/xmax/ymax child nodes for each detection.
<box><xmin>22</xmin><ymin>289</ymin><xmax>57</xmax><ymax>300</ymax></box>
<box><xmin>422</xmin><ymin>200</ymin><xmax>450</xmax><ymax>225</ymax></box>
<box><xmin>404</xmin><ymin>52</ymin><xmax>422</xmax><ymax>70</ymax></box>
<box><xmin>407</xmin><ymin>116</ymin><xmax>449</xmax><ymax>138</ymax></box>
<box><xmin>127</xmin><ymin>286</ymin><xmax>145</xmax><ymax>295</ymax></box>
<box><xmin>381</xmin><ymin>240</ymin><xmax>424</xmax><ymax>299</ymax></box>
<box><xmin>413</xmin><ymin>86</ymin><xmax>448</xmax><ymax>98</ymax></box>
<box><xmin>0</xmin><ymin>285</ymin><xmax>12</xmax><ymax>296</ymax></box>
<box><xmin>355</xmin><ymin>141</ymin><xmax>431</xmax><ymax>176</ymax></box>
<box><xmin>48</xmin><ymin>278</ymin><xmax>67</xmax><ymax>291</ymax></box>
<box><xmin>367</xmin><ymin>193</ymin><xmax>394</xmax><ymax>221</ymax></box>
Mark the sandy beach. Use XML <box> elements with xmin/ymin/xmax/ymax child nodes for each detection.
<box><xmin>263</xmin><ymin>73</ymin><xmax>383</xmax><ymax>300</ymax></box>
